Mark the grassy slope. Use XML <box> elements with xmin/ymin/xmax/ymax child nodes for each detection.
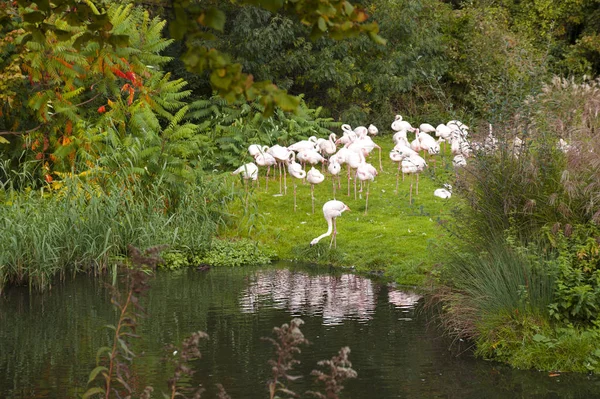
<box><xmin>222</xmin><ymin>135</ymin><xmax>460</xmax><ymax>285</ymax></box>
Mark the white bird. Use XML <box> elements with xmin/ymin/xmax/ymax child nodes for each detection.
<box><xmin>310</xmin><ymin>200</ymin><xmax>350</xmax><ymax>248</ymax></box>
<box><xmin>402</xmin><ymin>154</ymin><xmax>427</xmax><ymax>203</ymax></box>
<box><xmin>307</xmin><ymin>167</ymin><xmax>325</xmax><ymax>213</ymax></box>
<box><xmin>434</xmin><ymin>184</ymin><xmax>452</xmax><ymax>199</ymax></box>
<box><xmin>232</xmin><ymin>162</ymin><xmax>259</xmax><ymax>206</ymax></box>
<box><xmin>248</xmin><ymin>144</ymin><xmax>269</xmax><ymax>157</ymax></box>
<box><xmin>346</xmin><ymin>136</ymin><xmax>383</xmax><ymax>171</ymax></box>
<box><xmin>297</xmin><ymin>149</ymin><xmax>325</xmax><ymax>168</ymax></box>
<box><xmin>268</xmin><ymin>145</ymin><xmax>294</xmax><ymax>194</ymax></box>
<box><xmin>318</xmin><ymin>133</ymin><xmax>338</xmax><ymax>156</ymax></box>
<box><xmin>393</xmin><ymin>130</ymin><xmax>409</xmax><ymax>146</ymax></box>
<box><xmin>254</xmin><ymin>152</ymin><xmax>277</xmax><ymax>191</ymax></box>
<box><xmin>391</xmin><ymin>115</ymin><xmax>415</xmax><ymax>133</ymax></box>
<box><xmin>288</xmin><ymin>136</ymin><xmax>318</xmax><ymax>152</ymax></box>
<box><xmin>368</xmin><ymin>124</ymin><xmax>379</xmax><ymax>136</ymax></box>
<box><xmin>327</xmin><ymin>158</ymin><xmax>342</xmax><ymax>198</ymax></box>
<box><xmin>419</xmin><ymin>123</ymin><xmax>436</xmax><ymax>134</ymax></box>
<box><xmin>287</xmin><ymin>154</ymin><xmax>306</xmax><ymax>212</ymax></box>
<box><xmin>453</xmin><ymin>154</ymin><xmax>467</xmax><ymax>168</ymax></box>
<box><xmin>232</xmin><ymin>162</ymin><xmax>259</xmax><ymax>182</ymax></box>
<box><xmin>356</xmin><ymin>162</ymin><xmax>377</xmax><ymax>214</ymax></box>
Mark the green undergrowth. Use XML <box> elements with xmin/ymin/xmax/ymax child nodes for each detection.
<box><xmin>221</xmin><ymin>135</ymin><xmax>461</xmax><ymax>285</ymax></box>
<box><xmin>475</xmin><ymin>313</ymin><xmax>600</xmax><ymax>373</ymax></box>
<box><xmin>159</xmin><ymin>238</ymin><xmax>276</xmax><ymax>269</ymax></box>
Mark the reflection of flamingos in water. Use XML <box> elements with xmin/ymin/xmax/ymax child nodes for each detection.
<box><xmin>239</xmin><ymin>269</ymin><xmax>377</xmax><ymax>325</ymax></box>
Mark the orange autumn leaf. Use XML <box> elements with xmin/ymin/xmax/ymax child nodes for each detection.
<box><xmin>44</xmin><ymin>174</ymin><xmax>53</xmax><ymax>183</ymax></box>
<box><xmin>65</xmin><ymin>120</ymin><xmax>72</xmax><ymax>135</ymax></box>
<box><xmin>98</xmin><ymin>105</ymin><xmax>106</xmax><ymax>113</ymax></box>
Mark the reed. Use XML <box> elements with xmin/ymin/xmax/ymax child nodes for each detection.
<box><xmin>0</xmin><ymin>167</ymin><xmax>231</xmax><ymax>294</ymax></box>
<box><xmin>437</xmin><ymin>238</ymin><xmax>555</xmax><ymax>341</ymax></box>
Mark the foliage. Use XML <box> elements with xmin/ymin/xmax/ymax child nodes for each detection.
<box><xmin>437</xmin><ymin>239</ymin><xmax>555</xmax><ymax>340</ymax></box>
<box><xmin>263</xmin><ymin>318</ymin><xmax>310</xmax><ymax>399</ymax></box>
<box><xmin>84</xmin><ymin>245</ymin><xmax>164</xmax><ymax>399</ymax></box>
<box><xmin>165</xmin><ymin>331</ymin><xmax>209</xmax><ymax>399</ymax></box>
<box><xmin>188</xmin><ymin>94</ymin><xmax>339</xmax><ymax>171</ymax></box>
<box><xmin>306</xmin><ymin>346</ymin><xmax>357</xmax><ymax>399</ymax></box>
<box><xmin>441</xmin><ymin>4</ymin><xmax>548</xmax><ymax>123</ymax></box>
<box><xmin>474</xmin><ymin>315</ymin><xmax>600</xmax><ymax>373</ymax></box>
<box><xmin>0</xmin><ymin>164</ymin><xmax>231</xmax><ymax>294</ymax></box>
<box><xmin>198</xmin><ymin>238</ymin><xmax>276</xmax><ymax>268</ymax></box>
<box><xmin>159</xmin><ymin>238</ymin><xmax>276</xmax><ymax>270</ymax></box>
<box><xmin>547</xmin><ymin>224</ymin><xmax>600</xmax><ymax>325</ymax></box>
<box><xmin>208</xmin><ymin>0</ymin><xmax>451</xmax><ymax>126</ymax></box>
<box><xmin>496</xmin><ymin>0</ymin><xmax>600</xmax><ymax>76</ymax></box>
<box><xmin>1</xmin><ymin>2</ymin><xmax>204</xmax><ymax>198</ymax></box>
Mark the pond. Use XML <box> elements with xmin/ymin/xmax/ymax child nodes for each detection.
<box><xmin>1</xmin><ymin>263</ymin><xmax>599</xmax><ymax>398</ymax></box>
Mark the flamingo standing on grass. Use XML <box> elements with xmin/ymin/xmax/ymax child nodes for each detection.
<box><xmin>287</xmin><ymin>153</ymin><xmax>306</xmax><ymax>212</ymax></box>
<box><xmin>310</xmin><ymin>200</ymin><xmax>351</xmax><ymax>248</ymax></box>
<box><xmin>307</xmin><ymin>167</ymin><xmax>325</xmax><ymax>213</ymax></box>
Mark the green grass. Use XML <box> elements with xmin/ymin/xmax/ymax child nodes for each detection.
<box><xmin>222</xmin><ymin>135</ymin><xmax>460</xmax><ymax>284</ymax></box>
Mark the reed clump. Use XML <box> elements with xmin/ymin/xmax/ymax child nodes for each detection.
<box><xmin>437</xmin><ymin>76</ymin><xmax>600</xmax><ymax>372</ymax></box>
<box><xmin>0</xmin><ymin>165</ymin><xmax>232</xmax><ymax>294</ymax></box>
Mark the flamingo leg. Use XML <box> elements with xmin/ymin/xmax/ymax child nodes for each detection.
<box><xmin>395</xmin><ymin>163</ymin><xmax>400</xmax><ymax>194</ymax></box>
<box><xmin>416</xmin><ymin>173</ymin><xmax>419</xmax><ymax>196</ymax></box>
<box><xmin>347</xmin><ymin>164</ymin><xmax>351</xmax><ymax>196</ymax></box>
<box><xmin>409</xmin><ymin>174</ymin><xmax>413</xmax><ymax>204</ymax></box>
<box><xmin>378</xmin><ymin>146</ymin><xmax>383</xmax><ymax>171</ymax></box>
<box><xmin>293</xmin><ymin>183</ymin><xmax>297</xmax><ymax>212</ymax></box>
<box><xmin>330</xmin><ymin>218</ymin><xmax>337</xmax><ymax>249</ymax></box>
<box><xmin>332</xmin><ymin>176</ymin><xmax>336</xmax><ymax>199</ymax></box>
<box><xmin>278</xmin><ymin>162</ymin><xmax>283</xmax><ymax>194</ymax></box>
<box><xmin>354</xmin><ymin>170</ymin><xmax>357</xmax><ymax>200</ymax></box>
<box><xmin>284</xmin><ymin>164</ymin><xmax>288</xmax><ymax>195</ymax></box>
<box><xmin>265</xmin><ymin>165</ymin><xmax>270</xmax><ymax>192</ymax></box>
<box><xmin>365</xmin><ymin>180</ymin><xmax>370</xmax><ymax>215</ymax></box>
<box><xmin>311</xmin><ymin>184</ymin><xmax>315</xmax><ymax>214</ymax></box>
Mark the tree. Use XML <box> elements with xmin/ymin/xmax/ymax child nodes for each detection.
<box><xmin>11</xmin><ymin>0</ymin><xmax>386</xmax><ymax>117</ymax></box>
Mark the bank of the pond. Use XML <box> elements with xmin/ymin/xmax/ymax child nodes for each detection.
<box><xmin>220</xmin><ymin>136</ymin><xmax>461</xmax><ymax>285</ymax></box>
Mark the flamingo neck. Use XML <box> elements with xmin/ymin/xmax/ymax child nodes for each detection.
<box><xmin>311</xmin><ymin>217</ymin><xmax>334</xmax><ymax>245</ymax></box>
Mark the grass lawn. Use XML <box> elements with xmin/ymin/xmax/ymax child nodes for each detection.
<box><xmin>221</xmin><ymin>134</ymin><xmax>461</xmax><ymax>285</ymax></box>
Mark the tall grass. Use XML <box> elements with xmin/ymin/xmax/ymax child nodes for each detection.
<box><xmin>438</xmin><ymin>239</ymin><xmax>554</xmax><ymax>340</ymax></box>
<box><xmin>455</xmin><ymin>76</ymin><xmax>600</xmax><ymax>247</ymax></box>
<box><xmin>0</xmin><ymin>164</ymin><xmax>232</xmax><ymax>294</ymax></box>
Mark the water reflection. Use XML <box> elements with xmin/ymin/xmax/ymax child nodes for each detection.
<box><xmin>240</xmin><ymin>269</ymin><xmax>388</xmax><ymax>325</ymax></box>
<box><xmin>2</xmin><ymin>265</ymin><xmax>600</xmax><ymax>399</ymax></box>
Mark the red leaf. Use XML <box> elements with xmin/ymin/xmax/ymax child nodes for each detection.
<box><xmin>98</xmin><ymin>105</ymin><xmax>106</xmax><ymax>113</ymax></box>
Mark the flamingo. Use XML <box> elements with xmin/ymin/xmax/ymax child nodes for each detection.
<box><xmin>402</xmin><ymin>154</ymin><xmax>427</xmax><ymax>203</ymax></box>
<box><xmin>391</xmin><ymin>115</ymin><xmax>415</xmax><ymax>133</ymax></box>
<box><xmin>287</xmin><ymin>153</ymin><xmax>306</xmax><ymax>212</ymax></box>
<box><xmin>232</xmin><ymin>162</ymin><xmax>259</xmax><ymax>183</ymax></box>
<box><xmin>356</xmin><ymin>162</ymin><xmax>377</xmax><ymax>214</ymax></box>
<box><xmin>368</xmin><ymin>124</ymin><xmax>379</xmax><ymax>136</ymax></box>
<box><xmin>307</xmin><ymin>167</ymin><xmax>325</xmax><ymax>213</ymax></box>
<box><xmin>318</xmin><ymin>133</ymin><xmax>338</xmax><ymax>157</ymax></box>
<box><xmin>434</xmin><ymin>184</ymin><xmax>452</xmax><ymax>199</ymax></box>
<box><xmin>310</xmin><ymin>200</ymin><xmax>350</xmax><ymax>248</ymax></box>
<box><xmin>254</xmin><ymin>152</ymin><xmax>276</xmax><ymax>191</ymax></box>
<box><xmin>288</xmin><ymin>136</ymin><xmax>318</xmax><ymax>152</ymax></box>
<box><xmin>327</xmin><ymin>158</ymin><xmax>342</xmax><ymax>198</ymax></box>
<box><xmin>267</xmin><ymin>145</ymin><xmax>293</xmax><ymax>194</ymax></box>
<box><xmin>347</xmin><ymin>136</ymin><xmax>383</xmax><ymax>171</ymax></box>
<box><xmin>232</xmin><ymin>162</ymin><xmax>259</xmax><ymax>208</ymax></box>
<box><xmin>248</xmin><ymin>144</ymin><xmax>269</xmax><ymax>157</ymax></box>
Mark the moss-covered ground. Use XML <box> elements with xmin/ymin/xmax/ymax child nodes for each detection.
<box><xmin>221</xmin><ymin>135</ymin><xmax>461</xmax><ymax>285</ymax></box>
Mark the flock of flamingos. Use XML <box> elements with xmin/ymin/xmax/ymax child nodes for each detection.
<box><xmin>232</xmin><ymin>114</ymin><xmax>477</xmax><ymax>248</ymax></box>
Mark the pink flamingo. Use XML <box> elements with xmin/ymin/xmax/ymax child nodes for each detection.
<box><xmin>310</xmin><ymin>200</ymin><xmax>351</xmax><ymax>248</ymax></box>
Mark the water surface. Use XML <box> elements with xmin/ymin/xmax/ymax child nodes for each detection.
<box><xmin>1</xmin><ymin>263</ymin><xmax>599</xmax><ymax>398</ymax></box>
